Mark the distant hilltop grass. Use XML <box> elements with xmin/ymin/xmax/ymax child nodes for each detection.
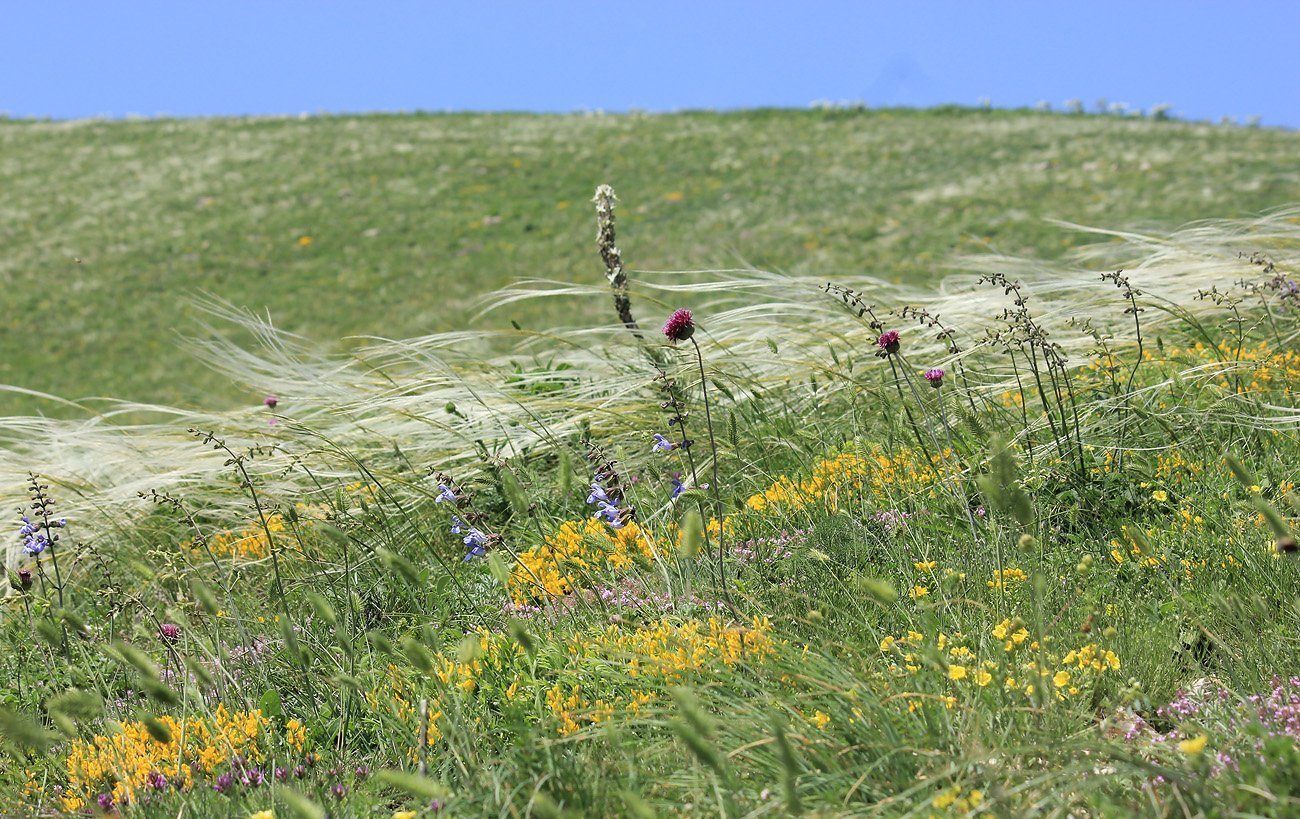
<box><xmin>1</xmin><ymin>106</ymin><xmax>1298</xmax><ymax>417</ymax></box>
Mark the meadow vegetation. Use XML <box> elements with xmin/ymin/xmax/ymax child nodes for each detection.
<box><xmin>2</xmin><ymin>109</ymin><xmax>1300</xmax><ymax>817</ymax></box>
<box><xmin>1</xmin><ymin>107</ymin><xmax>1298</xmax><ymax>415</ymax></box>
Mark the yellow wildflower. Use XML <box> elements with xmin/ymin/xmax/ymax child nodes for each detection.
<box><xmin>1179</xmin><ymin>734</ymin><xmax>1208</xmax><ymax>755</ymax></box>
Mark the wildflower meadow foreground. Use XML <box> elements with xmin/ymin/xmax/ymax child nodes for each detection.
<box><xmin>3</xmin><ymin>190</ymin><xmax>1300</xmax><ymax>817</ymax></box>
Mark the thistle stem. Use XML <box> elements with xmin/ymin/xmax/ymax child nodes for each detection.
<box><xmin>690</xmin><ymin>337</ymin><xmax>733</xmax><ymax>607</ymax></box>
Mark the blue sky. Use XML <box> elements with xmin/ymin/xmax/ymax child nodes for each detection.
<box><xmin>5</xmin><ymin>2</ymin><xmax>1298</xmax><ymax>127</ymax></box>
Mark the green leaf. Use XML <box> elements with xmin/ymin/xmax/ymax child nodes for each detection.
<box><xmin>375</xmin><ymin>770</ymin><xmax>450</xmax><ymax>800</ymax></box>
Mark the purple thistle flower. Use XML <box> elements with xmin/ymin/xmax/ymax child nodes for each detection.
<box><xmin>662</xmin><ymin>308</ymin><xmax>695</xmax><ymax>342</ymax></box>
<box><xmin>16</xmin><ymin>568</ymin><xmax>32</xmax><ymax>590</ymax></box>
<box><xmin>159</xmin><ymin>623</ymin><xmax>182</xmax><ymax>642</ymax></box>
<box><xmin>923</xmin><ymin>368</ymin><xmax>945</xmax><ymax>388</ymax></box>
<box><xmin>264</xmin><ymin>395</ymin><xmax>278</xmax><ymax>409</ymax></box>
<box><xmin>877</xmin><ymin>330</ymin><xmax>901</xmax><ymax>354</ymax></box>
<box><xmin>652</xmin><ymin>433</ymin><xmax>677</xmax><ymax>452</ymax></box>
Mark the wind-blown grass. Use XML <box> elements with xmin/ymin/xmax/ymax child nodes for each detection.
<box><xmin>3</xmin><ymin>173</ymin><xmax>1300</xmax><ymax>815</ymax></box>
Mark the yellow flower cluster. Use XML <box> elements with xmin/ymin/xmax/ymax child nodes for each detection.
<box><xmin>509</xmin><ymin>519</ymin><xmax>665</xmax><ymax>603</ymax></box>
<box><xmin>879</xmin><ymin>623</ymin><xmax>1120</xmax><ymax>707</ymax></box>
<box><xmin>932</xmin><ymin>784</ymin><xmax>984</xmax><ymax>815</ymax></box>
<box><xmin>544</xmin><ymin>684</ymin><xmax>656</xmax><ymax>736</ymax></box>
<box><xmin>569</xmin><ymin>615</ymin><xmax>777</xmax><ymax>682</ymax></box>
<box><xmin>203</xmin><ymin>513</ymin><xmax>287</xmax><ymax>560</ymax></box>
<box><xmin>744</xmin><ymin>448</ymin><xmax>954</xmax><ymax>514</ymax></box>
<box><xmin>365</xmin><ymin>631</ymin><xmax>528</xmax><ymax>754</ymax></box>
<box><xmin>542</xmin><ymin>616</ymin><xmax>774</xmax><ymax>735</ymax></box>
<box><xmin>366</xmin><ymin>663</ymin><xmax>446</xmax><ymax>748</ymax></box>
<box><xmin>1177</xmin><ymin>340</ymin><xmax>1300</xmax><ymax>396</ymax></box>
<box><xmin>987</xmin><ymin>567</ymin><xmax>1028</xmax><ymax>590</ymax></box>
<box><xmin>60</xmin><ymin>705</ymin><xmax>271</xmax><ymax>812</ymax></box>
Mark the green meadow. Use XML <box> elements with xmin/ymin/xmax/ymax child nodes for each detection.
<box><xmin>2</xmin><ymin>108</ymin><xmax>1298</xmax><ymax>415</ymax></box>
<box><xmin>3</xmin><ymin>109</ymin><xmax>1300</xmax><ymax>817</ymax></box>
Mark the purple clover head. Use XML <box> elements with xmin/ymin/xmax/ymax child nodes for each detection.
<box><xmin>331</xmin><ymin>783</ymin><xmax>349</xmax><ymax>800</ymax></box>
<box><xmin>97</xmin><ymin>793</ymin><xmax>114</xmax><ymax>811</ymax></box>
<box><xmin>293</xmin><ymin>765</ymin><xmax>307</xmax><ymax>779</ymax></box>
<box><xmin>877</xmin><ymin>330</ymin><xmax>901</xmax><ymax>354</ymax></box>
<box><xmin>355</xmin><ymin>764</ymin><xmax>370</xmax><ymax>780</ymax></box>
<box><xmin>213</xmin><ymin>773</ymin><xmax>234</xmax><ymax>794</ymax></box>
<box><xmin>159</xmin><ymin>623</ymin><xmax>182</xmax><ymax>642</ymax></box>
<box><xmin>923</xmin><ymin>368</ymin><xmax>945</xmax><ymax>388</ymax></box>
<box><xmin>147</xmin><ymin>770</ymin><xmax>168</xmax><ymax>790</ymax></box>
<box><xmin>652</xmin><ymin>433</ymin><xmax>676</xmax><ymax>452</ymax></box>
<box><xmin>241</xmin><ymin>767</ymin><xmax>265</xmax><ymax>787</ymax></box>
<box><xmin>264</xmin><ymin>394</ymin><xmax>279</xmax><ymax>409</ymax></box>
<box><xmin>274</xmin><ymin>767</ymin><xmax>288</xmax><ymax>782</ymax></box>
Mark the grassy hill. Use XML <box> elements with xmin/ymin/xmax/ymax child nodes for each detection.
<box><xmin>5</xmin><ymin>109</ymin><xmax>1300</xmax><ymax>817</ymax></box>
<box><xmin>2</xmin><ymin>107</ymin><xmax>1298</xmax><ymax>416</ymax></box>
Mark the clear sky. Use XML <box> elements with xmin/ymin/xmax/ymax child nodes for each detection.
<box><xmin>4</xmin><ymin>2</ymin><xmax>1298</xmax><ymax>127</ymax></box>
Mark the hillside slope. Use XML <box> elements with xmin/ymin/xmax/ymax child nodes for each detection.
<box><xmin>1</xmin><ymin>107</ymin><xmax>1297</xmax><ymax>415</ymax></box>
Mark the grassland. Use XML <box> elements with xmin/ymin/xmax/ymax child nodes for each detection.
<box><xmin>2</xmin><ymin>108</ymin><xmax>1298</xmax><ymax>416</ymax></box>
<box><xmin>3</xmin><ymin>109</ymin><xmax>1300</xmax><ymax>817</ymax></box>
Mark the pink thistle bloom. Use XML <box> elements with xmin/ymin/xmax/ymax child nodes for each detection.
<box><xmin>159</xmin><ymin>623</ymin><xmax>182</xmax><ymax>642</ymax></box>
<box><xmin>662</xmin><ymin>308</ymin><xmax>695</xmax><ymax>342</ymax></box>
<box><xmin>923</xmin><ymin>368</ymin><xmax>945</xmax><ymax>388</ymax></box>
<box><xmin>264</xmin><ymin>395</ymin><xmax>279</xmax><ymax>409</ymax></box>
<box><xmin>877</xmin><ymin>330</ymin><xmax>901</xmax><ymax>354</ymax></box>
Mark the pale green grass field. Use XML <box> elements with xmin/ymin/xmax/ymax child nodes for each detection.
<box><xmin>2</xmin><ymin>108</ymin><xmax>1298</xmax><ymax>415</ymax></box>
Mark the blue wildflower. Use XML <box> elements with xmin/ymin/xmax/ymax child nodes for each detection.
<box><xmin>450</xmin><ymin>515</ymin><xmax>465</xmax><ymax>535</ymax></box>
<box><xmin>586</xmin><ymin>482</ymin><xmax>611</xmax><ymax>505</ymax></box>
<box><xmin>462</xmin><ymin>528</ymin><xmax>488</xmax><ymax>561</ymax></box>
<box><xmin>671</xmin><ymin>477</ymin><xmax>686</xmax><ymax>499</ymax></box>
<box><xmin>652</xmin><ymin>433</ymin><xmax>676</xmax><ymax>452</ymax></box>
<box><xmin>594</xmin><ymin>501</ymin><xmax>626</xmax><ymax>529</ymax></box>
<box><xmin>435</xmin><ymin>484</ymin><xmax>458</xmax><ymax>504</ymax></box>
<box><xmin>19</xmin><ymin>517</ymin><xmax>48</xmax><ymax>555</ymax></box>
